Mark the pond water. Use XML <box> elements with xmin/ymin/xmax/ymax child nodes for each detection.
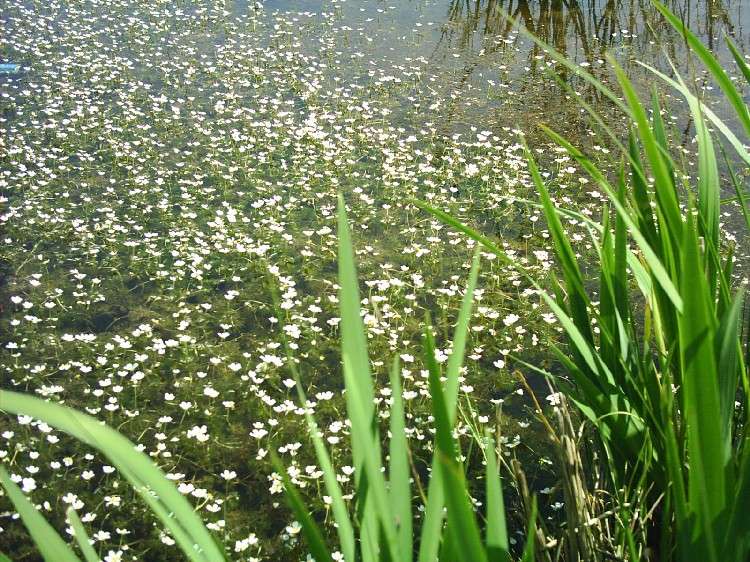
<box><xmin>0</xmin><ymin>0</ymin><xmax>747</xmax><ymax>560</ymax></box>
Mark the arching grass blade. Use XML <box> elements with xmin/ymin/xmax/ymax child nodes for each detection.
<box><xmin>0</xmin><ymin>466</ymin><xmax>80</xmax><ymax>562</ymax></box>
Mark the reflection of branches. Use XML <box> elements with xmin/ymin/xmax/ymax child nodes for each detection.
<box><xmin>438</xmin><ymin>0</ymin><xmax>743</xmax><ymax>57</ymax></box>
<box><xmin>428</xmin><ymin>0</ymin><xmax>745</xmax><ymax>136</ymax></box>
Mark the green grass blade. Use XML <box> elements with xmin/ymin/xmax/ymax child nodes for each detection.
<box><xmin>619</xmin><ymin>507</ymin><xmax>640</xmax><ymax>562</ymax></box>
<box><xmin>653</xmin><ymin>0</ymin><xmax>750</xmax><ymax>137</ymax></box>
<box><xmin>305</xmin><ymin>412</ymin><xmax>356</xmax><ymax>562</ymax></box>
<box><xmin>418</xmin><ymin>250</ymin><xmax>480</xmax><ymax>562</ymax></box>
<box><xmin>672</xmin><ymin>70</ymin><xmax>720</xmax><ymax>255</ymax></box>
<box><xmin>337</xmin><ymin>191</ymin><xmax>381</xmax><ymax>562</ymax></box>
<box><xmin>516</xmin><ymin>20</ymin><xmax>627</xmax><ymax>114</ymax></box>
<box><xmin>483</xmin><ymin>435</ymin><xmax>510</xmax><ymax>562</ymax></box>
<box><xmin>599</xmin><ymin>205</ymin><xmax>620</xmax><ymax>379</ymax></box>
<box><xmin>337</xmin><ymin>192</ymin><xmax>378</xmax><ymax>439</ymax></box>
<box><xmin>614</xmin><ymin>175</ymin><xmax>629</xmax><ymax>321</ymax></box>
<box><xmin>423</xmin><ymin>322</ymin><xmax>488</xmax><ymax>562</ymax></box>
<box><xmin>417</xmin><ymin>463</ymin><xmax>444</xmax><ymax>562</ymax></box>
<box><xmin>726</xmin><ymin>35</ymin><xmax>750</xmax><ymax>85</ymax></box>
<box><xmin>0</xmin><ymin>553</ymin><xmax>12</xmax><ymax>562</ymax></box>
<box><xmin>338</xmin><ymin>193</ymin><xmax>399</xmax><ymax>560</ymax></box>
<box><xmin>269</xmin><ymin>279</ymin><xmax>356</xmax><ymax>562</ymax></box>
<box><xmin>0</xmin><ymin>391</ymin><xmax>224</xmax><ymax>562</ymax></box>
<box><xmin>526</xmin><ymin>143</ymin><xmax>593</xmax><ymax>345</ymax></box>
<box><xmin>638</xmin><ymin>62</ymin><xmax>750</xmax><ymax>167</ymax></box>
<box><xmin>661</xmin><ymin>387</ymin><xmax>689</xmax><ymax>531</ymax></box>
<box><xmin>610</xmin><ymin>56</ymin><xmax>683</xmax><ymax>249</ymax></box>
<box><xmin>725</xmin><ymin>434</ymin><xmax>750</xmax><ymax>558</ymax></box>
<box><xmin>724</xmin><ymin>145</ymin><xmax>750</xmax><ymax>231</ymax></box>
<box><xmin>627</xmin><ymin>131</ymin><xmax>660</xmax><ymax>248</ymax></box>
<box><xmin>541</xmin><ymin>126</ymin><xmax>683</xmax><ymax>312</ymax></box>
<box><xmin>388</xmin><ymin>357</ymin><xmax>413</xmax><ymax>562</ymax></box>
<box><xmin>272</xmin><ymin>453</ymin><xmax>334</xmax><ymax>562</ymax></box>
<box><xmin>716</xmin><ymin>291</ymin><xmax>744</xmax><ymax>444</ymax></box>
<box><xmin>411</xmin><ymin>200</ymin><xmax>512</xmax><ymax>266</ymax></box>
<box><xmin>0</xmin><ymin>466</ymin><xmax>81</xmax><ymax>562</ymax></box>
<box><xmin>65</xmin><ymin>508</ymin><xmax>99</xmax><ymax>562</ymax></box>
<box><xmin>445</xmin><ymin>247</ymin><xmax>481</xmax><ymax>420</ymax></box>
<box><xmin>520</xmin><ymin>497</ymin><xmax>538</xmax><ymax>562</ymax></box>
<box><xmin>679</xmin><ymin>217</ymin><xmax>726</xmax><ymax>562</ymax></box>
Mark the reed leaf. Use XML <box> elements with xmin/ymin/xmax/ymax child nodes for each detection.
<box><xmin>66</xmin><ymin>508</ymin><xmax>99</xmax><ymax>562</ymax></box>
<box><xmin>0</xmin><ymin>391</ymin><xmax>224</xmax><ymax>562</ymax></box>
<box><xmin>388</xmin><ymin>357</ymin><xmax>413</xmax><ymax>562</ymax></box>
<box><xmin>0</xmin><ymin>466</ymin><xmax>80</xmax><ymax>562</ymax></box>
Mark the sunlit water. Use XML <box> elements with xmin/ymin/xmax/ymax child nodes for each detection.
<box><xmin>0</xmin><ymin>1</ymin><xmax>747</xmax><ymax>560</ymax></box>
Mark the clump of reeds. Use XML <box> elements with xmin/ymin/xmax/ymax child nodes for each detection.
<box><xmin>419</xmin><ymin>1</ymin><xmax>750</xmax><ymax>559</ymax></box>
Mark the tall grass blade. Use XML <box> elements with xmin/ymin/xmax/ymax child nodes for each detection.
<box><xmin>65</xmin><ymin>508</ymin><xmax>99</xmax><ymax>562</ymax></box>
<box><xmin>0</xmin><ymin>466</ymin><xmax>80</xmax><ymax>562</ymax></box>
<box><xmin>272</xmin><ymin>453</ymin><xmax>334</xmax><ymax>562</ymax></box>
<box><xmin>418</xmin><ymin>249</ymin><xmax>480</xmax><ymax>562</ymax></box>
<box><xmin>483</xmin><ymin>435</ymin><xmax>510</xmax><ymax>561</ymax></box>
<box><xmin>638</xmin><ymin>62</ymin><xmax>750</xmax><ymax>167</ymax></box>
<box><xmin>515</xmin><ymin>20</ymin><xmax>627</xmax><ymax>114</ymax></box>
<box><xmin>678</xmin><ymin>217</ymin><xmax>726</xmax><ymax>562</ymax></box>
<box><xmin>388</xmin><ymin>357</ymin><xmax>413</xmax><ymax>562</ymax></box>
<box><xmin>540</xmin><ymin>126</ymin><xmax>683</xmax><ymax>312</ymax></box>
<box><xmin>520</xmin><ymin>497</ymin><xmax>538</xmax><ymax>562</ymax></box>
<box><xmin>0</xmin><ymin>391</ymin><xmax>224</xmax><ymax>562</ymax></box>
<box><xmin>724</xmin><ymin>146</ymin><xmax>750</xmax><ymax>231</ymax></box>
<box><xmin>423</xmin><ymin>321</ymin><xmax>487</xmax><ymax>562</ymax></box>
<box><xmin>526</xmin><ymin>143</ymin><xmax>593</xmax><ymax>345</ymax></box>
<box><xmin>269</xmin><ymin>279</ymin><xmax>357</xmax><ymax>562</ymax></box>
<box><xmin>716</xmin><ymin>291</ymin><xmax>744</xmax><ymax>449</ymax></box>
<box><xmin>725</xmin><ymin>436</ymin><xmax>750</xmax><ymax>559</ymax></box>
<box><xmin>337</xmin><ymin>193</ymin><xmax>399</xmax><ymax>560</ymax></box>
<box><xmin>610</xmin><ymin>57</ymin><xmax>683</xmax><ymax>249</ymax></box>
<box><xmin>653</xmin><ymin>0</ymin><xmax>750</xmax><ymax>136</ymax></box>
<box><xmin>411</xmin><ymin>200</ymin><xmax>511</xmax><ymax>265</ymax></box>
<box><xmin>726</xmin><ymin>35</ymin><xmax>750</xmax><ymax>85</ymax></box>
<box><xmin>445</xmin><ymin>247</ymin><xmax>481</xmax><ymax>418</ymax></box>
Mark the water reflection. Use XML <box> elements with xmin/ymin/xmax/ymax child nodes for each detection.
<box><xmin>438</xmin><ymin>0</ymin><xmax>747</xmax><ymax>67</ymax></box>
<box><xmin>409</xmin><ymin>0</ymin><xmax>750</xmax><ymax>140</ymax></box>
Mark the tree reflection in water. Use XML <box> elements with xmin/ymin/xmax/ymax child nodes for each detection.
<box><xmin>425</xmin><ymin>0</ymin><xmax>747</xmax><ymax>141</ymax></box>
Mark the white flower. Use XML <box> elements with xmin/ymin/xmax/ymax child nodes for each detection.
<box><xmin>186</xmin><ymin>425</ymin><xmax>209</xmax><ymax>442</ymax></box>
<box><xmin>502</xmin><ymin>313</ymin><xmax>520</xmax><ymax>326</ymax></box>
<box><xmin>286</xmin><ymin>521</ymin><xmax>302</xmax><ymax>535</ymax></box>
<box><xmin>103</xmin><ymin>551</ymin><xmax>123</xmax><ymax>562</ymax></box>
<box><xmin>235</xmin><ymin>533</ymin><xmax>259</xmax><ymax>552</ymax></box>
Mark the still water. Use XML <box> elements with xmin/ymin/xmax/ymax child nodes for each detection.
<box><xmin>256</xmin><ymin>0</ymin><xmax>750</xmax><ymax>132</ymax></box>
<box><xmin>0</xmin><ymin>0</ymin><xmax>748</xmax><ymax>559</ymax></box>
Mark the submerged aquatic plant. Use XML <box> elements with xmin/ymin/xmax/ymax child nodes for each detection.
<box><xmin>2</xmin><ymin>1</ymin><xmax>749</xmax><ymax>561</ymax></box>
<box><xmin>0</xmin><ymin>195</ymin><xmax>537</xmax><ymax>562</ymax></box>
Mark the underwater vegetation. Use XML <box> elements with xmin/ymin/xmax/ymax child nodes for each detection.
<box><xmin>1</xmin><ymin>0</ymin><xmax>749</xmax><ymax>561</ymax></box>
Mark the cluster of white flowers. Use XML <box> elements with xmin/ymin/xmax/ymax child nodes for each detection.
<box><xmin>1</xmin><ymin>0</ymin><xmax>714</xmax><ymax>558</ymax></box>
